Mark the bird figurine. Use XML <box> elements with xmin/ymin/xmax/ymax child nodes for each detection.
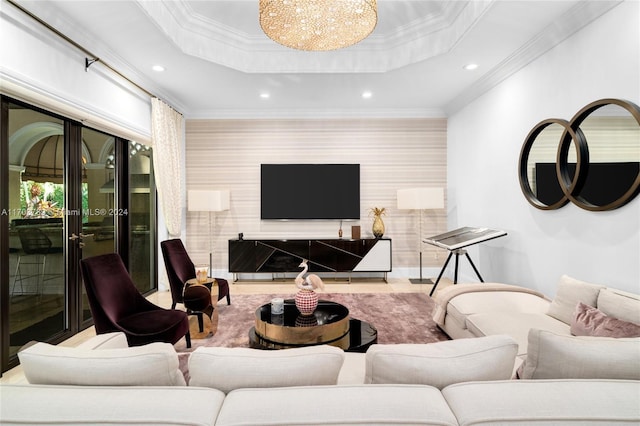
<box><xmin>295</xmin><ymin>260</ymin><xmax>325</xmax><ymax>291</ymax></box>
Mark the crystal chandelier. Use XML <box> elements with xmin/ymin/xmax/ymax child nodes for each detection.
<box><xmin>259</xmin><ymin>0</ymin><xmax>377</xmax><ymax>51</ymax></box>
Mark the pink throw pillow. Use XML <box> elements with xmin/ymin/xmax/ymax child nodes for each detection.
<box><xmin>571</xmin><ymin>302</ymin><xmax>640</xmax><ymax>338</ymax></box>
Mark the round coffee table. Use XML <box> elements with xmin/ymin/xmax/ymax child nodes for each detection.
<box><xmin>249</xmin><ymin>299</ymin><xmax>377</xmax><ymax>352</ymax></box>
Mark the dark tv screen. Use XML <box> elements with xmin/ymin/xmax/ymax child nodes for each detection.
<box><xmin>535</xmin><ymin>162</ymin><xmax>639</xmax><ymax>206</ymax></box>
<box><xmin>261</xmin><ymin>164</ymin><xmax>360</xmax><ymax>220</ymax></box>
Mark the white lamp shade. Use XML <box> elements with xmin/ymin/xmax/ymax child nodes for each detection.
<box><xmin>188</xmin><ymin>190</ymin><xmax>230</xmax><ymax>212</ymax></box>
<box><xmin>397</xmin><ymin>188</ymin><xmax>444</xmax><ymax>210</ymax></box>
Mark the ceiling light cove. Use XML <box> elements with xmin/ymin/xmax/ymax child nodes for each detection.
<box><xmin>135</xmin><ymin>1</ymin><xmax>495</xmax><ymax>73</ymax></box>
<box><xmin>259</xmin><ymin>0</ymin><xmax>378</xmax><ymax>51</ymax></box>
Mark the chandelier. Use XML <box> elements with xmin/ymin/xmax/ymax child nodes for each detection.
<box><xmin>259</xmin><ymin>0</ymin><xmax>377</xmax><ymax>51</ymax></box>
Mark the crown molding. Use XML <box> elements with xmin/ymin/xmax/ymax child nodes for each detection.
<box><xmin>136</xmin><ymin>0</ymin><xmax>493</xmax><ymax>74</ymax></box>
<box><xmin>1</xmin><ymin>74</ymin><xmax>152</xmax><ymax>143</ymax></box>
<box><xmin>444</xmin><ymin>0</ymin><xmax>623</xmax><ymax>115</ymax></box>
<box><xmin>185</xmin><ymin>107</ymin><xmax>446</xmax><ymax>120</ymax></box>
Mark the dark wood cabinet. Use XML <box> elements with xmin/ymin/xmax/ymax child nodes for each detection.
<box><xmin>229</xmin><ymin>238</ymin><xmax>391</xmax><ymax>280</ymax></box>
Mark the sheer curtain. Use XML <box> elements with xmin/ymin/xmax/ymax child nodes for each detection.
<box><xmin>151</xmin><ymin>98</ymin><xmax>183</xmax><ymax>237</ymax></box>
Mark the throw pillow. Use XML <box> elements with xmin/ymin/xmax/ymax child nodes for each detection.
<box><xmin>546</xmin><ymin>275</ymin><xmax>605</xmax><ymax>325</ymax></box>
<box><xmin>571</xmin><ymin>302</ymin><xmax>640</xmax><ymax>338</ymax></box>
<box><xmin>364</xmin><ymin>335</ymin><xmax>518</xmax><ymax>389</ymax></box>
<box><xmin>596</xmin><ymin>288</ymin><xmax>640</xmax><ymax>324</ymax></box>
<box><xmin>518</xmin><ymin>329</ymin><xmax>640</xmax><ymax>380</ymax></box>
<box><xmin>188</xmin><ymin>345</ymin><xmax>345</xmax><ymax>393</ymax></box>
<box><xmin>18</xmin><ymin>341</ymin><xmax>186</xmax><ymax>386</ymax></box>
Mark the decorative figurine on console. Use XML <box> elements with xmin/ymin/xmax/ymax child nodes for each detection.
<box><xmin>294</xmin><ymin>260</ymin><xmax>324</xmax><ymax>316</ymax></box>
<box><xmin>370</xmin><ymin>207</ymin><xmax>386</xmax><ymax>238</ymax></box>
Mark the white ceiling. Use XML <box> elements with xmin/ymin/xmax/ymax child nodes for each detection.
<box><xmin>14</xmin><ymin>0</ymin><xmax>622</xmax><ymax>118</ymax></box>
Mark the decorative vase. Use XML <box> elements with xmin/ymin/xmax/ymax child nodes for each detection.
<box><xmin>372</xmin><ymin>215</ymin><xmax>385</xmax><ymax>238</ymax></box>
<box><xmin>295</xmin><ymin>289</ymin><xmax>318</xmax><ymax>316</ymax></box>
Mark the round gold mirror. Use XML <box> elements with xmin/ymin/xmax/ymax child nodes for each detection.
<box><xmin>518</xmin><ymin>119</ymin><xmax>587</xmax><ymax>210</ymax></box>
<box><xmin>519</xmin><ymin>98</ymin><xmax>640</xmax><ymax>211</ymax></box>
<box><xmin>559</xmin><ymin>99</ymin><xmax>640</xmax><ymax>211</ymax></box>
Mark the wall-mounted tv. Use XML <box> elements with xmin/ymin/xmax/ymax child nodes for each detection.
<box><xmin>261</xmin><ymin>164</ymin><xmax>360</xmax><ymax>220</ymax></box>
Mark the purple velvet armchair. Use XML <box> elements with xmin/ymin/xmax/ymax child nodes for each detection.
<box><xmin>160</xmin><ymin>239</ymin><xmax>231</xmax><ymax>309</ymax></box>
<box><xmin>80</xmin><ymin>253</ymin><xmax>191</xmax><ymax>348</ymax></box>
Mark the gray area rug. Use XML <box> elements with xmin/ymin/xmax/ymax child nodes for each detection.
<box><xmin>175</xmin><ymin>292</ymin><xmax>449</xmax><ymax>378</ymax></box>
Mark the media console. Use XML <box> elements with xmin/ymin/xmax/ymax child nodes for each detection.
<box><xmin>228</xmin><ymin>238</ymin><xmax>392</xmax><ymax>282</ymax></box>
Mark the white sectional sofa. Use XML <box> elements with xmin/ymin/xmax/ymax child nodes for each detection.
<box><xmin>5</xmin><ymin>379</ymin><xmax>638</xmax><ymax>426</ymax></box>
<box><xmin>432</xmin><ymin>274</ymin><xmax>640</xmax><ymax>370</ymax></box>
<box><xmin>1</xmin><ymin>323</ymin><xmax>639</xmax><ymax>425</ymax></box>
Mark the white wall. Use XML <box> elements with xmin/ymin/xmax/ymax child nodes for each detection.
<box><xmin>0</xmin><ymin>2</ymin><xmax>151</xmax><ymax>143</ymax></box>
<box><xmin>447</xmin><ymin>0</ymin><xmax>640</xmax><ymax>296</ymax></box>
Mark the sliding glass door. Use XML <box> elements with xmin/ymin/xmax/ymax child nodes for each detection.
<box><xmin>1</xmin><ymin>96</ymin><xmax>157</xmax><ymax>374</ymax></box>
<box><xmin>78</xmin><ymin>127</ymin><xmax>117</xmax><ymax>324</ymax></box>
<box><xmin>5</xmin><ymin>102</ymin><xmax>68</xmax><ymax>358</ymax></box>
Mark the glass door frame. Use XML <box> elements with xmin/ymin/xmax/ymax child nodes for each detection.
<box><xmin>0</xmin><ymin>95</ymin><xmax>154</xmax><ymax>374</ymax></box>
<box><xmin>0</xmin><ymin>97</ymin><xmax>10</xmax><ymax>374</ymax></box>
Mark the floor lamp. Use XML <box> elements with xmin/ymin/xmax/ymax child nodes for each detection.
<box><xmin>397</xmin><ymin>187</ymin><xmax>444</xmax><ymax>284</ymax></box>
<box><xmin>187</xmin><ymin>189</ymin><xmax>230</xmax><ymax>277</ymax></box>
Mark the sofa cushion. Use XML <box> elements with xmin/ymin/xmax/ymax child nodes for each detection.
<box><xmin>188</xmin><ymin>345</ymin><xmax>345</xmax><ymax>393</ymax></box>
<box><xmin>447</xmin><ymin>291</ymin><xmax>550</xmax><ymax>328</ymax></box>
<box><xmin>0</xmin><ymin>385</ymin><xmax>223</xmax><ymax>425</ymax></box>
<box><xmin>364</xmin><ymin>335</ymin><xmax>518</xmax><ymax>389</ymax></box>
<box><xmin>546</xmin><ymin>275</ymin><xmax>605</xmax><ymax>325</ymax></box>
<box><xmin>571</xmin><ymin>302</ymin><xmax>640</xmax><ymax>338</ymax></box>
<box><xmin>518</xmin><ymin>329</ymin><xmax>640</xmax><ymax>380</ymax></box>
<box><xmin>597</xmin><ymin>288</ymin><xmax>640</xmax><ymax>324</ymax></box>
<box><xmin>18</xmin><ymin>342</ymin><xmax>186</xmax><ymax>386</ymax></box>
<box><xmin>442</xmin><ymin>379</ymin><xmax>640</xmax><ymax>425</ymax></box>
<box><xmin>337</xmin><ymin>352</ymin><xmax>366</xmax><ymax>384</ymax></box>
<box><xmin>465</xmin><ymin>312</ymin><xmax>570</xmax><ymax>356</ymax></box>
<box><xmin>216</xmin><ymin>385</ymin><xmax>458</xmax><ymax>426</ymax></box>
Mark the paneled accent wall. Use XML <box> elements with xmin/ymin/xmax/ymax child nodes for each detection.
<box><xmin>185</xmin><ymin>118</ymin><xmax>447</xmax><ymax>278</ymax></box>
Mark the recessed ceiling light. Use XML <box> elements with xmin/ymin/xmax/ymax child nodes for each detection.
<box><xmin>260</xmin><ymin>92</ymin><xmax>270</xmax><ymax>99</ymax></box>
<box><xmin>362</xmin><ymin>91</ymin><xmax>373</xmax><ymax>99</ymax></box>
<box><xmin>463</xmin><ymin>63</ymin><xmax>478</xmax><ymax>71</ymax></box>
<box><xmin>152</xmin><ymin>65</ymin><xmax>165</xmax><ymax>72</ymax></box>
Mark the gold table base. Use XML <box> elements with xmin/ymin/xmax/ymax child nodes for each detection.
<box><xmin>254</xmin><ymin>300</ymin><xmax>350</xmax><ymax>347</ymax></box>
<box><xmin>184</xmin><ymin>278</ymin><xmax>220</xmax><ymax>338</ymax></box>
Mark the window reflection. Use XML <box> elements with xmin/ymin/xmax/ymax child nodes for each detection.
<box><xmin>129</xmin><ymin>141</ymin><xmax>154</xmax><ymax>294</ymax></box>
<box><xmin>7</xmin><ymin>104</ymin><xmax>66</xmax><ymax>357</ymax></box>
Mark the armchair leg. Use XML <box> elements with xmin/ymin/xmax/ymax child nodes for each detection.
<box><xmin>185</xmin><ymin>331</ymin><xmax>191</xmax><ymax>348</ymax></box>
<box><xmin>197</xmin><ymin>312</ymin><xmax>204</xmax><ymax>332</ymax></box>
<box><xmin>226</xmin><ymin>293</ymin><xmax>231</xmax><ymax>305</ymax></box>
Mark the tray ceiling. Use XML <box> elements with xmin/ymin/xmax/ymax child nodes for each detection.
<box><xmin>10</xmin><ymin>0</ymin><xmax>622</xmax><ymax>117</ymax></box>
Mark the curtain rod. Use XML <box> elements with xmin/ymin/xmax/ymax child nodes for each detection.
<box><xmin>7</xmin><ymin>0</ymin><xmax>165</xmax><ymax>103</ymax></box>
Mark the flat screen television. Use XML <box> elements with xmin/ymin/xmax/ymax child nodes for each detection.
<box><xmin>261</xmin><ymin>164</ymin><xmax>360</xmax><ymax>220</ymax></box>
